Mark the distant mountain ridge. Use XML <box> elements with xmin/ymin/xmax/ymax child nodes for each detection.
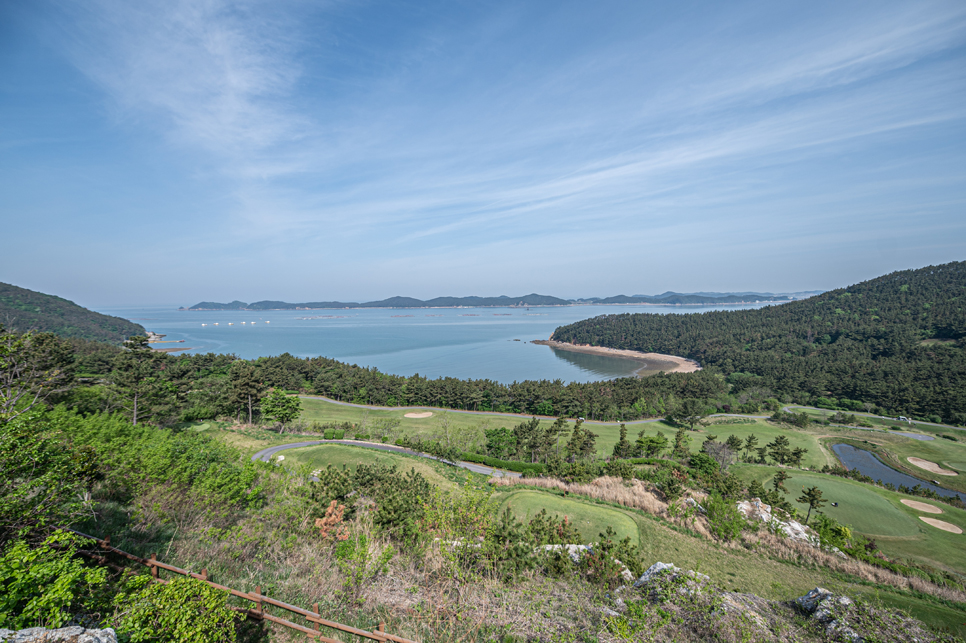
<box><xmin>184</xmin><ymin>291</ymin><xmax>806</xmax><ymax>311</ymax></box>
<box><xmin>0</xmin><ymin>282</ymin><xmax>145</xmax><ymax>343</ymax></box>
<box><xmin>185</xmin><ymin>294</ymin><xmax>572</xmax><ymax>310</ymax></box>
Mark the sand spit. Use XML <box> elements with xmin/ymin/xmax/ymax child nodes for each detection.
<box><xmin>919</xmin><ymin>517</ymin><xmax>962</xmax><ymax>534</ymax></box>
<box><xmin>533</xmin><ymin>340</ymin><xmax>701</xmax><ymax>374</ymax></box>
<box><xmin>900</xmin><ymin>499</ymin><xmax>943</xmax><ymax>514</ymax></box>
<box><xmin>907</xmin><ymin>457</ymin><xmax>958</xmax><ymax>476</ymax></box>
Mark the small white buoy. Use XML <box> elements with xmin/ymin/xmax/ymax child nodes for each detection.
<box><xmin>228</xmin><ymin>323</ymin><xmax>234</xmax><ymax>326</ymax></box>
<box><xmin>202</xmin><ymin>323</ymin><xmax>207</xmax><ymax>326</ymax></box>
<box><xmin>214</xmin><ymin>323</ymin><xmax>219</xmax><ymax>326</ymax></box>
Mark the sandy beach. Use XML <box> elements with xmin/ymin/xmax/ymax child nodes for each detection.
<box><xmin>532</xmin><ymin>340</ymin><xmax>701</xmax><ymax>374</ymax></box>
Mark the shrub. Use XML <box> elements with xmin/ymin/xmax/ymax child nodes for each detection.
<box><xmin>705</xmin><ymin>493</ymin><xmax>748</xmax><ymax>541</ymax></box>
<box><xmin>110</xmin><ymin>576</ymin><xmax>236</xmax><ymax>643</ymax></box>
<box><xmin>459</xmin><ymin>453</ymin><xmax>545</xmax><ymax>475</ymax></box>
<box><xmin>0</xmin><ymin>531</ymin><xmax>108</xmax><ymax>630</ymax></box>
<box><xmin>179</xmin><ymin>406</ymin><xmax>217</xmax><ymax>422</ymax></box>
<box><xmin>334</xmin><ymin>429</ymin><xmax>345</xmax><ymax>439</ymax></box>
<box><xmin>323</xmin><ymin>429</ymin><xmax>335</xmax><ymax>440</ymax></box>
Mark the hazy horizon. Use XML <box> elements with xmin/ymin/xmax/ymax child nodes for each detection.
<box><xmin>2</xmin><ymin>1</ymin><xmax>964</xmax><ymax>307</ymax></box>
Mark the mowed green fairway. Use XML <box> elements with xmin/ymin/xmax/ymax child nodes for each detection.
<box><xmin>299</xmin><ymin>397</ymin><xmax>833</xmax><ymax>466</ymax></box>
<box><xmin>277</xmin><ymin>444</ymin><xmax>457</xmax><ymax>490</ymax></box>
<box><xmin>496</xmin><ymin>490</ymin><xmax>640</xmax><ymax>545</ymax></box>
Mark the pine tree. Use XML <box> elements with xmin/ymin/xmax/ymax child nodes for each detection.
<box><xmin>111</xmin><ymin>336</ymin><xmax>162</xmax><ymax>426</ymax></box>
<box><xmin>229</xmin><ymin>361</ymin><xmax>263</xmax><ymax>425</ymax></box>
<box><xmin>673</xmin><ymin>427</ymin><xmax>691</xmax><ymax>459</ymax></box>
<box><xmin>744</xmin><ymin>434</ymin><xmax>759</xmax><ymax>461</ymax></box>
<box><xmin>612</xmin><ymin>423</ymin><xmax>631</xmax><ymax>460</ymax></box>
<box><xmin>772</xmin><ymin>470</ymin><xmax>790</xmax><ymax>494</ymax></box>
<box><xmin>797</xmin><ymin>486</ymin><xmax>827</xmax><ymax>526</ymax></box>
<box><xmin>767</xmin><ymin>435</ymin><xmax>792</xmax><ymax>464</ymax></box>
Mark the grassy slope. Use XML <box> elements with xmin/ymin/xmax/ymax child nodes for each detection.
<box><xmin>495</xmin><ymin>486</ymin><xmax>966</xmax><ymax>637</ymax></box>
<box><xmin>732</xmin><ymin>465</ymin><xmax>966</xmax><ymax>575</ymax></box>
<box><xmin>277</xmin><ymin>444</ymin><xmax>459</xmax><ymax>491</ymax></box>
<box><xmin>203</xmin><ymin>420</ymin><xmax>966</xmax><ymax>636</ymax></box>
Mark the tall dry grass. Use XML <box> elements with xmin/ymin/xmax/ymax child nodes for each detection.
<box><xmin>749</xmin><ymin>532</ymin><xmax>966</xmax><ymax>603</ymax></box>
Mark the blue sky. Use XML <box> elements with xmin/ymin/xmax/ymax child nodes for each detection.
<box><xmin>1</xmin><ymin>1</ymin><xmax>964</xmax><ymax>307</ymax></box>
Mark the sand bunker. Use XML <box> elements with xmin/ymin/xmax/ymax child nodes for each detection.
<box><xmin>901</xmin><ymin>499</ymin><xmax>944</xmax><ymax>514</ymax></box>
<box><xmin>919</xmin><ymin>517</ymin><xmax>962</xmax><ymax>534</ymax></box>
<box><xmin>404</xmin><ymin>411</ymin><xmax>433</xmax><ymax>419</ymax></box>
<box><xmin>907</xmin><ymin>457</ymin><xmax>958</xmax><ymax>476</ymax></box>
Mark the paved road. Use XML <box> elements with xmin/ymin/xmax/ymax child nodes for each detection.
<box><xmin>251</xmin><ymin>439</ymin><xmax>521</xmax><ymax>478</ymax></box>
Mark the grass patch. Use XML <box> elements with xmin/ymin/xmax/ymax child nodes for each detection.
<box><xmin>278</xmin><ymin>444</ymin><xmax>459</xmax><ymax>490</ymax></box>
<box><xmin>496</xmin><ymin>489</ymin><xmax>640</xmax><ymax>545</ymax></box>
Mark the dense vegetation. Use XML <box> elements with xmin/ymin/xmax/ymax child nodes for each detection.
<box><xmin>4</xmin><ymin>322</ymin><xmax>966</xmax><ymax>641</ymax></box>
<box><xmin>62</xmin><ymin>336</ymin><xmax>729</xmax><ymax>424</ymax></box>
<box><xmin>552</xmin><ymin>262</ymin><xmax>966</xmax><ymax>424</ymax></box>
<box><xmin>0</xmin><ymin>282</ymin><xmax>144</xmax><ymax>344</ymax></box>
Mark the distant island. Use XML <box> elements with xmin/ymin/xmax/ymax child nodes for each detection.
<box><xmin>183</xmin><ymin>291</ymin><xmax>810</xmax><ymax>311</ymax></box>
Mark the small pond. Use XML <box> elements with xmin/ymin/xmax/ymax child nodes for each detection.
<box><xmin>831</xmin><ymin>444</ymin><xmax>966</xmax><ymax>504</ymax></box>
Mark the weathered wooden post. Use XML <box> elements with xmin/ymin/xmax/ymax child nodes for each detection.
<box><xmin>149</xmin><ymin>554</ymin><xmax>158</xmax><ymax>579</ymax></box>
<box><xmin>253</xmin><ymin>585</ymin><xmax>263</xmax><ymax>617</ymax></box>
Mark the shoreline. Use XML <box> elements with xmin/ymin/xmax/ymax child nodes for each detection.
<box><xmin>532</xmin><ymin>340</ymin><xmax>701</xmax><ymax>374</ymax></box>
<box><xmin>182</xmin><ymin>300</ymin><xmax>791</xmax><ymax>312</ymax></box>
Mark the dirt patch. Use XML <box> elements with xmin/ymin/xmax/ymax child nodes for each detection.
<box><xmin>919</xmin><ymin>517</ymin><xmax>963</xmax><ymax>534</ymax></box>
<box><xmin>907</xmin><ymin>457</ymin><xmax>958</xmax><ymax>476</ymax></box>
<box><xmin>404</xmin><ymin>411</ymin><xmax>433</xmax><ymax>419</ymax></box>
<box><xmin>900</xmin><ymin>499</ymin><xmax>943</xmax><ymax>514</ymax></box>
<box><xmin>533</xmin><ymin>340</ymin><xmax>701</xmax><ymax>373</ymax></box>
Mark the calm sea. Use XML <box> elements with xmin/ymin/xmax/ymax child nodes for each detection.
<box><xmin>98</xmin><ymin>303</ymin><xmax>777</xmax><ymax>384</ymax></box>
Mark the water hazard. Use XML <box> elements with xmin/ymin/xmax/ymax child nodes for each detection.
<box><xmin>831</xmin><ymin>443</ymin><xmax>966</xmax><ymax>504</ymax></box>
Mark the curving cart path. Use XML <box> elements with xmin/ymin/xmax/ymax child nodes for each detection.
<box><xmin>251</xmin><ymin>439</ymin><xmax>521</xmax><ymax>478</ymax></box>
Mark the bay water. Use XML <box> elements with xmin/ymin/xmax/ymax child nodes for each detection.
<box><xmin>100</xmin><ymin>303</ymin><xmax>776</xmax><ymax>384</ymax></box>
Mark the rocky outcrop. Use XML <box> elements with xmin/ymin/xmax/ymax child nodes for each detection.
<box><xmin>601</xmin><ymin>564</ymin><xmax>948</xmax><ymax>642</ymax></box>
<box><xmin>795</xmin><ymin>588</ymin><xmax>862</xmax><ymax>642</ymax></box>
<box><xmin>736</xmin><ymin>497</ymin><xmax>815</xmax><ymax>542</ymax></box>
<box><xmin>0</xmin><ymin>627</ymin><xmax>116</xmax><ymax>643</ymax></box>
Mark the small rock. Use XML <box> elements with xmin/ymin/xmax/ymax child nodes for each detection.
<box><xmin>795</xmin><ymin>587</ymin><xmax>833</xmax><ymax>614</ymax></box>
<box><xmin>601</xmin><ymin>607</ymin><xmax>621</xmax><ymax>617</ymax></box>
<box><xmin>633</xmin><ymin>561</ymin><xmax>680</xmax><ymax>587</ymax></box>
<box><xmin>3</xmin><ymin>626</ymin><xmax>117</xmax><ymax>643</ymax></box>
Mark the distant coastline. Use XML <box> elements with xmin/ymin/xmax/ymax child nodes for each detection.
<box><xmin>183</xmin><ymin>292</ymin><xmax>806</xmax><ymax>311</ymax></box>
<box><xmin>532</xmin><ymin>340</ymin><xmax>701</xmax><ymax>374</ymax></box>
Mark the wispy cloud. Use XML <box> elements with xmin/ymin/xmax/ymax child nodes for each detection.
<box><xmin>6</xmin><ymin>0</ymin><xmax>965</xmax><ymax>302</ymax></box>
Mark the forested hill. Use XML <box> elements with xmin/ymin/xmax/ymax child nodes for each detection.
<box><xmin>0</xmin><ymin>282</ymin><xmax>144</xmax><ymax>343</ymax></box>
<box><xmin>551</xmin><ymin>261</ymin><xmax>966</xmax><ymax>423</ymax></box>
